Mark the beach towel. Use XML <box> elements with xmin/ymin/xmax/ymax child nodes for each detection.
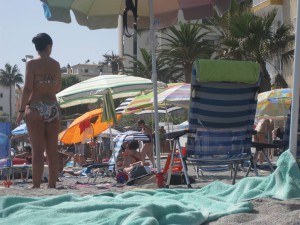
<box><xmin>0</xmin><ymin>150</ymin><xmax>300</xmax><ymax>225</ymax></box>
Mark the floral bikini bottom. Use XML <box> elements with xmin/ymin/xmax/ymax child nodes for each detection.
<box><xmin>29</xmin><ymin>101</ymin><xmax>60</xmax><ymax>123</ymax></box>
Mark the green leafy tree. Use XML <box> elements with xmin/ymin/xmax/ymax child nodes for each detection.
<box><xmin>159</xmin><ymin>22</ymin><xmax>214</xmax><ymax>83</ymax></box>
<box><xmin>61</xmin><ymin>75</ymin><xmax>80</xmax><ymax>90</ymax></box>
<box><xmin>0</xmin><ymin>63</ymin><xmax>23</xmax><ymax>121</ymax></box>
<box><xmin>125</xmin><ymin>48</ymin><xmax>184</xmax><ymax>83</ymax></box>
<box><xmin>211</xmin><ymin>2</ymin><xmax>294</xmax><ymax>92</ymax></box>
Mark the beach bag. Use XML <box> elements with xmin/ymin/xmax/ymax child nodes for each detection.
<box><xmin>126</xmin><ymin>165</ymin><xmax>149</xmax><ymax>186</ymax></box>
<box><xmin>168</xmin><ymin>173</ymin><xmax>196</xmax><ymax>185</ymax></box>
<box><xmin>130</xmin><ymin>165</ymin><xmax>148</xmax><ymax>179</ymax></box>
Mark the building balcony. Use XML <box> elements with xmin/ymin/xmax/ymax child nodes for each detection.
<box><xmin>252</xmin><ymin>0</ymin><xmax>283</xmax><ymax>13</ymax></box>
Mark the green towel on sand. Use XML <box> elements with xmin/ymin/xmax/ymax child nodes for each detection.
<box><xmin>0</xmin><ymin>150</ymin><xmax>300</xmax><ymax>225</ymax></box>
<box><xmin>194</xmin><ymin>59</ymin><xmax>260</xmax><ymax>84</ymax></box>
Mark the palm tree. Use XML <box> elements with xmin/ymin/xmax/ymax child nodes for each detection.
<box><xmin>0</xmin><ymin>63</ymin><xmax>23</xmax><ymax>121</ymax></box>
<box><xmin>125</xmin><ymin>48</ymin><xmax>184</xmax><ymax>83</ymax></box>
<box><xmin>159</xmin><ymin>22</ymin><xmax>215</xmax><ymax>83</ymax></box>
<box><xmin>102</xmin><ymin>51</ymin><xmax>124</xmax><ymax>74</ymax></box>
<box><xmin>211</xmin><ymin>4</ymin><xmax>294</xmax><ymax>92</ymax></box>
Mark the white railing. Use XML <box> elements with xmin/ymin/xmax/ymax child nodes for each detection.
<box><xmin>253</xmin><ymin>0</ymin><xmax>267</xmax><ymax>7</ymax></box>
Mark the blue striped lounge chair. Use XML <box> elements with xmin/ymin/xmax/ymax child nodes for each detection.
<box><xmin>184</xmin><ymin>59</ymin><xmax>261</xmax><ymax>185</ymax></box>
<box><xmin>0</xmin><ymin>122</ymin><xmax>12</xmax><ymax>181</ymax></box>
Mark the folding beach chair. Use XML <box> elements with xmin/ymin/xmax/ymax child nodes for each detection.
<box><xmin>0</xmin><ymin>122</ymin><xmax>12</xmax><ymax>183</ymax></box>
<box><xmin>166</xmin><ymin>59</ymin><xmax>261</xmax><ymax>186</ymax></box>
<box><xmin>0</xmin><ymin>123</ymin><xmax>32</xmax><ymax>183</ymax></box>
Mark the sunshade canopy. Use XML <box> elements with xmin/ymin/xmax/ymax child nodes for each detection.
<box><xmin>41</xmin><ymin>0</ymin><xmax>236</xmax><ymax>30</ymax></box>
<box><xmin>56</xmin><ymin>74</ymin><xmax>166</xmax><ymax>108</ymax></box>
<box><xmin>123</xmin><ymin>83</ymin><xmax>190</xmax><ymax>113</ymax></box>
<box><xmin>256</xmin><ymin>88</ymin><xmax>292</xmax><ymax>118</ymax></box>
<box><xmin>11</xmin><ymin>123</ymin><xmax>28</xmax><ymax>136</ymax></box>
<box><xmin>59</xmin><ymin>108</ymin><xmax>122</xmax><ymax>144</ymax></box>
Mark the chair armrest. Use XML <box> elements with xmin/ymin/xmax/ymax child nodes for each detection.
<box><xmin>252</xmin><ymin>141</ymin><xmax>282</xmax><ymax>150</ymax></box>
<box><xmin>165</xmin><ymin>129</ymin><xmax>189</xmax><ymax>140</ymax></box>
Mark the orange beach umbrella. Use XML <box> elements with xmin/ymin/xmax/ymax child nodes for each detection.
<box><xmin>59</xmin><ymin>108</ymin><xmax>122</xmax><ymax>144</ymax></box>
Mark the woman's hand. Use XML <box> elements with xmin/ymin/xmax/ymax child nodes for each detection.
<box><xmin>16</xmin><ymin>112</ymin><xmax>24</xmax><ymax>126</ymax></box>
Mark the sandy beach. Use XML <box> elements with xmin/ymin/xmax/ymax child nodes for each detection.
<box><xmin>1</xmin><ymin>158</ymin><xmax>300</xmax><ymax>225</ymax></box>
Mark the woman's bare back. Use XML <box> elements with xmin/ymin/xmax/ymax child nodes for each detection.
<box><xmin>27</xmin><ymin>57</ymin><xmax>61</xmax><ymax>103</ymax></box>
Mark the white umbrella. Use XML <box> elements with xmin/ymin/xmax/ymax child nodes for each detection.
<box><xmin>11</xmin><ymin>123</ymin><xmax>28</xmax><ymax>137</ymax></box>
<box><xmin>41</xmin><ymin>0</ymin><xmax>240</xmax><ymax>174</ymax></box>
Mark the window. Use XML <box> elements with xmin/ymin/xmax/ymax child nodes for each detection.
<box><xmin>0</xmin><ymin>93</ymin><xmax>3</xmax><ymax>98</ymax></box>
<box><xmin>0</xmin><ymin>106</ymin><xmax>3</xmax><ymax>111</ymax></box>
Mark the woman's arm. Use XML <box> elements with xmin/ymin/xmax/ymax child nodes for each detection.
<box><xmin>16</xmin><ymin>61</ymin><xmax>34</xmax><ymax>125</ymax></box>
<box><xmin>55</xmin><ymin>62</ymin><xmax>61</xmax><ymax>93</ymax></box>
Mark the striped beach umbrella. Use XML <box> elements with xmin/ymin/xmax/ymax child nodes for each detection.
<box><xmin>56</xmin><ymin>74</ymin><xmax>166</xmax><ymax>108</ymax></box>
<box><xmin>113</xmin><ymin>131</ymin><xmax>150</xmax><ymax>142</ymax></box>
<box><xmin>123</xmin><ymin>83</ymin><xmax>190</xmax><ymax>112</ymax></box>
<box><xmin>256</xmin><ymin>88</ymin><xmax>292</xmax><ymax>118</ymax></box>
<box><xmin>156</xmin><ymin>83</ymin><xmax>190</xmax><ymax>108</ymax></box>
<box><xmin>116</xmin><ymin>97</ymin><xmax>182</xmax><ymax>115</ymax></box>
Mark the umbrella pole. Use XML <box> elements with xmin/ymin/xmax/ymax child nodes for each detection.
<box><xmin>149</xmin><ymin>0</ymin><xmax>161</xmax><ymax>174</ymax></box>
<box><xmin>165</xmin><ymin>102</ymin><xmax>170</xmax><ymax>132</ymax></box>
<box><xmin>289</xmin><ymin>0</ymin><xmax>300</xmax><ymax>158</ymax></box>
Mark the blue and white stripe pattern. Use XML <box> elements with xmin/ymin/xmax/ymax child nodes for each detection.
<box><xmin>115</xmin><ymin>97</ymin><xmax>135</xmax><ymax>114</ymax></box>
<box><xmin>188</xmin><ymin>127</ymin><xmax>248</xmax><ymax>157</ymax></box>
<box><xmin>187</xmin><ymin>60</ymin><xmax>260</xmax><ymax>162</ymax></box>
<box><xmin>114</xmin><ymin>131</ymin><xmax>150</xmax><ymax>142</ymax></box>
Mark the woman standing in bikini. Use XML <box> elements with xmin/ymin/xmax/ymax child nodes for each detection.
<box><xmin>137</xmin><ymin>119</ymin><xmax>155</xmax><ymax>167</ymax></box>
<box><xmin>16</xmin><ymin>33</ymin><xmax>61</xmax><ymax>188</ymax></box>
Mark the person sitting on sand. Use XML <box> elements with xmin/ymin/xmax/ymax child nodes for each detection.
<box><xmin>118</xmin><ymin>140</ymin><xmax>151</xmax><ymax>175</ymax></box>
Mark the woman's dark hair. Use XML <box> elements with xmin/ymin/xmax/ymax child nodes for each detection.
<box><xmin>32</xmin><ymin>33</ymin><xmax>53</xmax><ymax>52</ymax></box>
<box><xmin>128</xmin><ymin>140</ymin><xmax>139</xmax><ymax>150</ymax></box>
<box><xmin>137</xmin><ymin>119</ymin><xmax>145</xmax><ymax>125</ymax></box>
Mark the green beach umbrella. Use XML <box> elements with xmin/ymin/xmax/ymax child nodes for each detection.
<box><xmin>56</xmin><ymin>74</ymin><xmax>166</xmax><ymax>108</ymax></box>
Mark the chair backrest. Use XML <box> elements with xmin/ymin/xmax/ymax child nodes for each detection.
<box><xmin>187</xmin><ymin>59</ymin><xmax>261</xmax><ymax>157</ymax></box>
<box><xmin>0</xmin><ymin>122</ymin><xmax>11</xmax><ymax>159</ymax></box>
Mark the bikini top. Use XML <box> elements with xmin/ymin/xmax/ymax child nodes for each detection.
<box><xmin>35</xmin><ymin>74</ymin><xmax>57</xmax><ymax>84</ymax></box>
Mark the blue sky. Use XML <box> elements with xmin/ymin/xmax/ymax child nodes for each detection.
<box><xmin>0</xmin><ymin>0</ymin><xmax>118</xmax><ymax>76</ymax></box>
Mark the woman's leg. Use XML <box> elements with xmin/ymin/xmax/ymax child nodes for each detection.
<box><xmin>26</xmin><ymin>107</ymin><xmax>46</xmax><ymax>188</ymax></box>
<box><xmin>45</xmin><ymin>119</ymin><xmax>60</xmax><ymax>188</ymax></box>
<box><xmin>143</xmin><ymin>143</ymin><xmax>155</xmax><ymax>167</ymax></box>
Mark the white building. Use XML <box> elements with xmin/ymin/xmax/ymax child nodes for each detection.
<box><xmin>0</xmin><ymin>86</ymin><xmax>16</xmax><ymax>120</ymax></box>
<box><xmin>62</xmin><ymin>63</ymin><xmax>113</xmax><ymax>81</ymax></box>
